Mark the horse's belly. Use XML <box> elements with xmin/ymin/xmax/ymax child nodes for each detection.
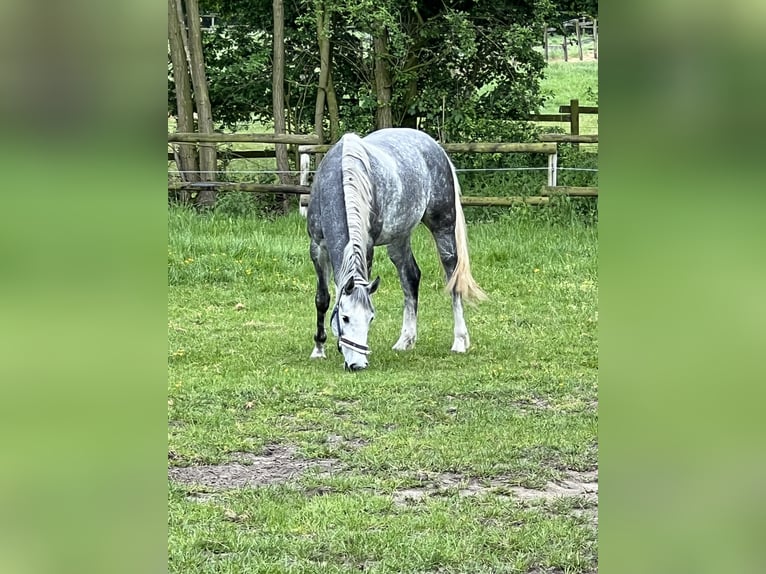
<box><xmin>373</xmin><ymin>200</ymin><xmax>426</xmax><ymax>246</ymax></box>
<box><xmin>368</xmin><ymin>157</ymin><xmax>430</xmax><ymax>245</ymax></box>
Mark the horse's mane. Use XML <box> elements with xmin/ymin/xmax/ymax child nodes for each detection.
<box><xmin>338</xmin><ymin>134</ymin><xmax>373</xmax><ymax>285</ymax></box>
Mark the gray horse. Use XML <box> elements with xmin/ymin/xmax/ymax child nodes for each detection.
<box><xmin>307</xmin><ymin>128</ymin><xmax>486</xmax><ymax>370</ymax></box>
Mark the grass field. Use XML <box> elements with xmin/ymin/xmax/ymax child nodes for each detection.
<box><xmin>537</xmin><ymin>60</ymin><xmax>599</xmax><ymax>163</ymax></box>
<box><xmin>168</xmin><ymin>205</ymin><xmax>598</xmax><ymax>572</ymax></box>
<box><xmin>540</xmin><ymin>61</ymin><xmax>598</xmax><ymax>128</ymax></box>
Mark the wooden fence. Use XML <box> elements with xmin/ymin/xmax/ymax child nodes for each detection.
<box><xmin>543</xmin><ymin>18</ymin><xmax>598</xmax><ymax>61</ymax></box>
<box><xmin>528</xmin><ymin>98</ymin><xmax>598</xmax><ymax>142</ymax></box>
<box><xmin>168</xmin><ymin>132</ymin><xmax>598</xmax><ymax>208</ymax></box>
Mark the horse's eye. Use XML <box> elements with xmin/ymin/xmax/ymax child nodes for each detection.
<box><xmin>370</xmin><ymin>315</ymin><xmax>375</xmax><ymax>322</ymax></box>
<box><xmin>342</xmin><ymin>315</ymin><xmax>350</xmax><ymax>323</ymax></box>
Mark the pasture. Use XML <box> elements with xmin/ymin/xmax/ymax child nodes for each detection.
<box><xmin>540</xmin><ymin>61</ymin><xmax>598</xmax><ymax>133</ymax></box>
<box><xmin>168</xmin><ymin>206</ymin><xmax>598</xmax><ymax>572</ymax></box>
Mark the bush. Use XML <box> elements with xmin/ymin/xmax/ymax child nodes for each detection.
<box><xmin>451</xmin><ymin>121</ymin><xmax>598</xmax><ymax>225</ymax></box>
<box><xmin>214</xmin><ymin>191</ymin><xmax>259</xmax><ymax>218</ymax></box>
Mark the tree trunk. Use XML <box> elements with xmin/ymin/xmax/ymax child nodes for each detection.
<box><xmin>183</xmin><ymin>0</ymin><xmax>217</xmax><ymax>208</ymax></box>
<box><xmin>314</xmin><ymin>0</ymin><xmax>330</xmax><ymax>145</ymax></box>
<box><xmin>304</xmin><ymin>0</ymin><xmax>332</xmax><ymax>213</ymax></box>
<box><xmin>168</xmin><ymin>0</ymin><xmax>198</xmax><ymax>203</ymax></box>
<box><xmin>399</xmin><ymin>9</ymin><xmax>423</xmax><ymax>129</ymax></box>
<box><xmin>273</xmin><ymin>0</ymin><xmax>292</xmax><ymax>212</ymax></box>
<box><xmin>326</xmin><ymin>59</ymin><xmax>340</xmax><ymax>142</ymax></box>
<box><xmin>373</xmin><ymin>28</ymin><xmax>393</xmax><ymax>130</ymax></box>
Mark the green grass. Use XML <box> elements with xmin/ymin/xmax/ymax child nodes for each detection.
<box><xmin>450</xmin><ymin>59</ymin><xmax>598</xmax><ymax>199</ymax></box>
<box><xmin>539</xmin><ymin>60</ymin><xmax>599</xmax><ymax>138</ymax></box>
<box><xmin>168</xmin><ymin>208</ymin><xmax>598</xmax><ymax>572</ymax></box>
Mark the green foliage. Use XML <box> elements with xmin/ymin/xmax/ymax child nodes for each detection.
<box><xmin>170</xmin><ymin>0</ymin><xmax>555</xmax><ymax>137</ymax></box>
<box><xmin>334</xmin><ymin>2</ymin><xmax>552</xmax><ymax>137</ymax></box>
<box><xmin>551</xmin><ymin>0</ymin><xmax>598</xmax><ymax>20</ymax></box>
<box><xmin>200</xmin><ymin>31</ymin><xmax>273</xmax><ymax>129</ymax></box>
<box><xmin>213</xmin><ymin>191</ymin><xmax>259</xmax><ymax>218</ymax></box>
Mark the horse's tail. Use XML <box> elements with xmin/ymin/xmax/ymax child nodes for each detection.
<box><xmin>445</xmin><ymin>160</ymin><xmax>487</xmax><ymax>303</ymax></box>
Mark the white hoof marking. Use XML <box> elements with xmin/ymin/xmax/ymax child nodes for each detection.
<box><xmin>451</xmin><ymin>334</ymin><xmax>470</xmax><ymax>353</ymax></box>
<box><xmin>310</xmin><ymin>347</ymin><xmax>326</xmax><ymax>359</ymax></box>
<box><xmin>392</xmin><ymin>334</ymin><xmax>416</xmax><ymax>351</ymax></box>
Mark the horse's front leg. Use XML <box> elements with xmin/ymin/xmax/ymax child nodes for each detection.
<box><xmin>387</xmin><ymin>241</ymin><xmax>420</xmax><ymax>351</ymax></box>
<box><xmin>310</xmin><ymin>242</ymin><xmax>331</xmax><ymax>359</ymax></box>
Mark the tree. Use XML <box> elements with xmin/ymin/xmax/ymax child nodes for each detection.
<box><xmin>373</xmin><ymin>27</ymin><xmax>393</xmax><ymax>130</ymax></box>
<box><xmin>551</xmin><ymin>0</ymin><xmax>597</xmax><ymax>20</ymax></box>
<box><xmin>313</xmin><ymin>0</ymin><xmax>330</xmax><ymax>144</ymax></box>
<box><xmin>167</xmin><ymin>0</ymin><xmax>219</xmax><ymax>207</ymax></box>
<box><xmin>328</xmin><ymin>0</ymin><xmax>552</xmax><ymax>140</ymax></box>
<box><xmin>168</xmin><ymin>0</ymin><xmax>198</xmax><ymax>202</ymax></box>
<box><xmin>169</xmin><ymin>0</ymin><xmax>554</xmax><ymax>142</ymax></box>
<box><xmin>184</xmin><ymin>0</ymin><xmax>218</xmax><ymax>207</ymax></box>
<box><xmin>273</xmin><ymin>0</ymin><xmax>293</xmax><ymax>212</ymax></box>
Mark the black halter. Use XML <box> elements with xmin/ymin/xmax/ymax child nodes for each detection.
<box><xmin>331</xmin><ymin>304</ymin><xmax>371</xmax><ymax>356</ymax></box>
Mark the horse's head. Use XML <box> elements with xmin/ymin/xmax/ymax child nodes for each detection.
<box><xmin>331</xmin><ymin>275</ymin><xmax>380</xmax><ymax>371</ymax></box>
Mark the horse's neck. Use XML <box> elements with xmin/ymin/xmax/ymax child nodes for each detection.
<box><xmin>339</xmin><ymin>134</ymin><xmax>373</xmax><ymax>282</ymax></box>
<box><xmin>338</xmin><ymin>240</ymin><xmax>368</xmax><ymax>285</ymax></box>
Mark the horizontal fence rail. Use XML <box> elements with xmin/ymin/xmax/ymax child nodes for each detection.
<box><xmin>168</xmin><ymin>128</ymin><xmax>598</xmax><ymax>209</ymax></box>
<box><xmin>559</xmin><ymin>104</ymin><xmax>598</xmax><ymax>114</ymax></box>
<box><xmin>168</xmin><ymin>149</ymin><xmax>277</xmax><ymax>161</ymax></box>
<box><xmin>527</xmin><ymin>99</ymin><xmax>598</xmax><ymax>147</ymax></box>
<box><xmin>529</xmin><ymin>113</ymin><xmax>571</xmax><ymax>122</ymax></box>
<box><xmin>443</xmin><ymin>142</ymin><xmax>557</xmax><ymax>154</ymax></box>
<box><xmin>168</xmin><ymin>181</ymin><xmax>310</xmax><ymax>194</ymax></box>
<box><xmin>296</xmin><ymin>142</ymin><xmax>557</xmax><ymax>155</ymax></box>
<box><xmin>168</xmin><ymin>132</ymin><xmax>320</xmax><ymax>144</ymax></box>
<box><xmin>538</xmin><ymin>134</ymin><xmax>598</xmax><ymax>144</ymax></box>
<box><xmin>541</xmin><ymin>186</ymin><xmax>598</xmax><ymax>196</ymax></box>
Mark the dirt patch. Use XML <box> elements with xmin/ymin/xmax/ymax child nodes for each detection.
<box><xmin>508</xmin><ymin>470</ymin><xmax>597</xmax><ymax>503</ymax></box>
<box><xmin>513</xmin><ymin>396</ymin><xmax>555</xmax><ymax>412</ymax></box>
<box><xmin>326</xmin><ymin>434</ymin><xmax>369</xmax><ymax>449</ymax></box>
<box><xmin>169</xmin><ymin>444</ymin><xmax>597</xmax><ymax>525</ymax></box>
<box><xmin>392</xmin><ymin>469</ymin><xmax>598</xmax><ymax>510</ymax></box>
<box><xmin>168</xmin><ymin>444</ymin><xmax>339</xmax><ymax>489</ymax></box>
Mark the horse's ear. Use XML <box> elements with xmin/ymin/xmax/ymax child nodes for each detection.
<box><xmin>368</xmin><ymin>276</ymin><xmax>380</xmax><ymax>294</ymax></box>
<box><xmin>343</xmin><ymin>276</ymin><xmax>355</xmax><ymax>295</ymax></box>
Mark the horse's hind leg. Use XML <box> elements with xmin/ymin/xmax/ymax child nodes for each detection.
<box><xmin>387</xmin><ymin>238</ymin><xmax>421</xmax><ymax>351</ymax></box>
<box><xmin>310</xmin><ymin>240</ymin><xmax>331</xmax><ymax>359</ymax></box>
<box><xmin>431</xmin><ymin>229</ymin><xmax>470</xmax><ymax>353</ymax></box>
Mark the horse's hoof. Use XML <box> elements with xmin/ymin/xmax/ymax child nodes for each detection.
<box><xmin>392</xmin><ymin>336</ymin><xmax>416</xmax><ymax>351</ymax></box>
<box><xmin>310</xmin><ymin>348</ymin><xmax>326</xmax><ymax>359</ymax></box>
<box><xmin>451</xmin><ymin>335</ymin><xmax>470</xmax><ymax>353</ymax></box>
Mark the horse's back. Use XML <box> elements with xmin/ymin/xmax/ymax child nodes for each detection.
<box><xmin>363</xmin><ymin>129</ymin><xmax>450</xmax><ymax>187</ymax></box>
<box><xmin>309</xmin><ymin>128</ymin><xmax>456</xmax><ymax>246</ymax></box>
<box><xmin>362</xmin><ymin>129</ymin><xmax>455</xmax><ymax>244</ymax></box>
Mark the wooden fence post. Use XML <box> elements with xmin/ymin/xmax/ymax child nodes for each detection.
<box><xmin>548</xmin><ymin>151</ymin><xmax>558</xmax><ymax>187</ymax></box>
<box><xmin>299</xmin><ymin>152</ymin><xmax>311</xmax><ymax>217</ymax></box>
<box><xmin>569</xmin><ymin>98</ymin><xmax>580</xmax><ymax>149</ymax></box>
<box><xmin>593</xmin><ymin>19</ymin><xmax>598</xmax><ymax>59</ymax></box>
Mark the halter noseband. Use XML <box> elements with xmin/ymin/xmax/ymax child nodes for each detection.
<box><xmin>331</xmin><ymin>304</ymin><xmax>372</xmax><ymax>356</ymax></box>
